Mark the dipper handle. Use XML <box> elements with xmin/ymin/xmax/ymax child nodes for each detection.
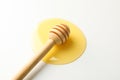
<box><xmin>14</xmin><ymin>39</ymin><xmax>55</xmax><ymax>80</ymax></box>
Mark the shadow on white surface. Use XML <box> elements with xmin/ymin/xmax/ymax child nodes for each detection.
<box><xmin>24</xmin><ymin>61</ymin><xmax>47</xmax><ymax>80</ymax></box>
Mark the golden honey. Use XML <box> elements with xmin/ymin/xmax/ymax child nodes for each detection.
<box><xmin>32</xmin><ymin>18</ymin><xmax>86</xmax><ymax>65</ymax></box>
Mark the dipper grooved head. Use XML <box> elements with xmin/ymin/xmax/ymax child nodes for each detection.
<box><xmin>49</xmin><ymin>24</ymin><xmax>70</xmax><ymax>45</ymax></box>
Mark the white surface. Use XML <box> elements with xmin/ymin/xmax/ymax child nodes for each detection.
<box><xmin>0</xmin><ymin>0</ymin><xmax>120</xmax><ymax>80</ymax></box>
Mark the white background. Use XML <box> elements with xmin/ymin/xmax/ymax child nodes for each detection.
<box><xmin>0</xmin><ymin>0</ymin><xmax>120</xmax><ymax>80</ymax></box>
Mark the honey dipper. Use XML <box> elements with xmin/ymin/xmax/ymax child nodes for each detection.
<box><xmin>14</xmin><ymin>24</ymin><xmax>70</xmax><ymax>80</ymax></box>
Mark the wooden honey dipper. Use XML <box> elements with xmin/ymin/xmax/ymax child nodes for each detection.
<box><xmin>14</xmin><ymin>24</ymin><xmax>70</xmax><ymax>80</ymax></box>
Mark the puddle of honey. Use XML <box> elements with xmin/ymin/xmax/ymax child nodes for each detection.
<box><xmin>32</xmin><ymin>18</ymin><xmax>86</xmax><ymax>65</ymax></box>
